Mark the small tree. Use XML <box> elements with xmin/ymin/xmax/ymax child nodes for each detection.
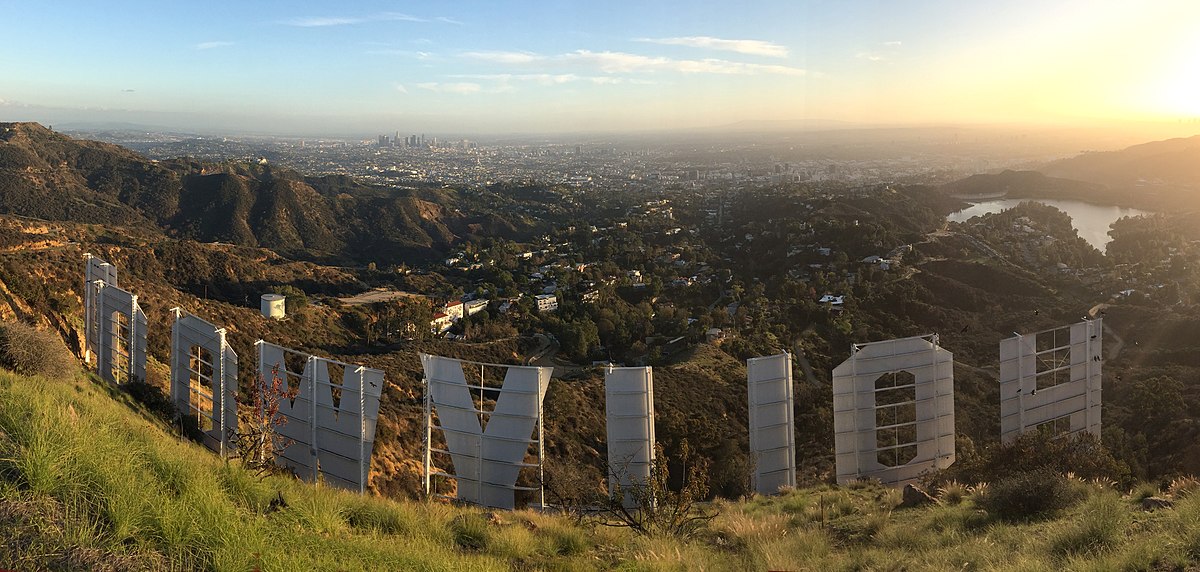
<box><xmin>273</xmin><ymin>285</ymin><xmax>308</xmax><ymax>314</ymax></box>
<box><xmin>235</xmin><ymin>365</ymin><xmax>297</xmax><ymax>476</ymax></box>
<box><xmin>542</xmin><ymin>460</ymin><xmax>602</xmax><ymax>524</ymax></box>
<box><xmin>599</xmin><ymin>440</ymin><xmax>718</xmax><ymax>538</ymax></box>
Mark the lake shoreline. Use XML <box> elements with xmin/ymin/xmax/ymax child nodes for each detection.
<box><xmin>947</xmin><ymin>197</ymin><xmax>1151</xmax><ymax>250</ymax></box>
<box><xmin>949</xmin><ymin>192</ymin><xmax>1162</xmax><ymax>211</ymax></box>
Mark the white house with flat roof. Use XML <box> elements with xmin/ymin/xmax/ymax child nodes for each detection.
<box><xmin>535</xmin><ymin>294</ymin><xmax>558</xmax><ymax>313</ymax></box>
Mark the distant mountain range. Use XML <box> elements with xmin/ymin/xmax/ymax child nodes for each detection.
<box><xmin>941</xmin><ymin>134</ymin><xmax>1200</xmax><ymax>209</ymax></box>
<box><xmin>5</xmin><ymin>120</ymin><xmax>1197</xmax><ymax>258</ymax></box>
<box><xmin>0</xmin><ymin>122</ymin><xmax>533</xmax><ymax>264</ymax></box>
<box><xmin>941</xmin><ymin>170</ymin><xmax>1104</xmax><ymax>199</ymax></box>
<box><xmin>1040</xmin><ymin>135</ymin><xmax>1200</xmax><ymax>188</ymax></box>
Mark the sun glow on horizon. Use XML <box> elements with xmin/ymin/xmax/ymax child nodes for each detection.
<box><xmin>3</xmin><ymin>1</ymin><xmax>1200</xmax><ymax>135</ymax></box>
<box><xmin>1144</xmin><ymin>35</ymin><xmax>1200</xmax><ymax>118</ymax></box>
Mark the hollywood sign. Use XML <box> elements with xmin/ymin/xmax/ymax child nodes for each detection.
<box><xmin>83</xmin><ymin>255</ymin><xmax>384</xmax><ymax>493</ymax></box>
<box><xmin>832</xmin><ymin>335</ymin><xmax>955</xmax><ymax>485</ymax></box>
<box><xmin>425</xmin><ymin>324</ymin><xmax>1103</xmax><ymax>505</ymax></box>
<box><xmin>82</xmin><ymin>254</ymin><xmax>1103</xmax><ymax>503</ymax></box>
<box><xmin>421</xmin><ymin>355</ymin><xmax>550</xmax><ymax>509</ymax></box>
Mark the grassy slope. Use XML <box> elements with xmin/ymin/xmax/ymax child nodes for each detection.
<box><xmin>5</xmin><ymin>369</ymin><xmax>1200</xmax><ymax>571</ymax></box>
<box><xmin>0</xmin><ymin>370</ymin><xmax>602</xmax><ymax>571</ymax></box>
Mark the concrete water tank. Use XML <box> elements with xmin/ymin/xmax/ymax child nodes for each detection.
<box><xmin>261</xmin><ymin>294</ymin><xmax>286</xmax><ymax>319</ymax></box>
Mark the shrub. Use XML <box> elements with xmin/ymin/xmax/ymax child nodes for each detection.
<box><xmin>543</xmin><ymin>458</ymin><xmax>604</xmax><ymax>522</ymax></box>
<box><xmin>551</xmin><ymin>526</ymin><xmax>589</xmax><ymax>556</ymax></box>
<box><xmin>600</xmin><ymin>440</ymin><xmax>719</xmax><ymax>539</ymax></box>
<box><xmin>0</xmin><ymin>321</ymin><xmax>76</xmax><ymax>379</ymax></box>
<box><xmin>1168</xmin><ymin>476</ymin><xmax>1200</xmax><ymax>499</ymax></box>
<box><xmin>122</xmin><ymin>379</ymin><xmax>177</xmax><ymax>423</ymax></box>
<box><xmin>930</xmin><ymin>432</ymin><xmax>1131</xmax><ymax>489</ymax></box>
<box><xmin>1047</xmin><ymin>492</ymin><xmax>1127</xmax><ymax>557</ymax></box>
<box><xmin>937</xmin><ymin>481</ymin><xmax>968</xmax><ymax>506</ymax></box>
<box><xmin>449</xmin><ymin>513</ymin><xmax>490</xmax><ymax>551</ymax></box>
<box><xmin>1129</xmin><ymin>481</ymin><xmax>1161</xmax><ymax>501</ymax></box>
<box><xmin>233</xmin><ymin>366</ymin><xmax>297</xmax><ymax>475</ymax></box>
<box><xmin>344</xmin><ymin>496</ymin><xmax>415</xmax><ymax>535</ymax></box>
<box><xmin>977</xmin><ymin>469</ymin><xmax>1084</xmax><ymax>521</ymax></box>
<box><xmin>272</xmin><ymin>285</ymin><xmax>308</xmax><ymax>313</ymax></box>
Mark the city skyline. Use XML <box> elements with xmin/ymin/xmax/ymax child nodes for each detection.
<box><xmin>2</xmin><ymin>0</ymin><xmax>1198</xmax><ymax>136</ymax></box>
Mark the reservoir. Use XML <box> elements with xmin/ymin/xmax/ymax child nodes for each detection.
<box><xmin>947</xmin><ymin>198</ymin><xmax>1150</xmax><ymax>251</ymax></box>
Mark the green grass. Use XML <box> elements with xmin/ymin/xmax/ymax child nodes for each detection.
<box><xmin>1047</xmin><ymin>490</ymin><xmax>1128</xmax><ymax>558</ymax></box>
<box><xmin>5</xmin><ymin>368</ymin><xmax>1200</xmax><ymax>570</ymax></box>
<box><xmin>0</xmin><ymin>370</ymin><xmax>603</xmax><ymax>570</ymax></box>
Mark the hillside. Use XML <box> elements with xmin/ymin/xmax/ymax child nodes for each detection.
<box><xmin>0</xmin><ymin>368</ymin><xmax>602</xmax><ymax>570</ymax></box>
<box><xmin>1041</xmin><ymin>135</ymin><xmax>1200</xmax><ymax>189</ymax></box>
<box><xmin>0</xmin><ymin>122</ymin><xmax>537</xmax><ymax>264</ymax></box>
<box><xmin>936</xmin><ymin>135</ymin><xmax>1200</xmax><ymax>209</ymax></box>
<box><xmin>10</xmin><ymin>126</ymin><xmax>1200</xmax><ymax>507</ymax></box>
<box><xmin>0</xmin><ymin>182</ymin><xmax>1166</xmax><ymax>499</ymax></box>
<box><xmin>9</xmin><ymin>127</ymin><xmax>1200</xmax><ymax>568</ymax></box>
<box><xmin>6</xmin><ymin>368</ymin><xmax>1200</xmax><ymax>570</ymax></box>
<box><xmin>940</xmin><ymin>170</ymin><xmax>1104</xmax><ymax>200</ymax></box>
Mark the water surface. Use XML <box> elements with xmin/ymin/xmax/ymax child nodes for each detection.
<box><xmin>947</xmin><ymin>198</ymin><xmax>1150</xmax><ymax>251</ymax></box>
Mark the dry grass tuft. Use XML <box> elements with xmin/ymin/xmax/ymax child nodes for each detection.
<box><xmin>1169</xmin><ymin>476</ymin><xmax>1200</xmax><ymax>499</ymax></box>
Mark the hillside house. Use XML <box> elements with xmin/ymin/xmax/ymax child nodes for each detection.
<box><xmin>431</xmin><ymin>312</ymin><xmax>453</xmax><ymax>334</ymax></box>
<box><xmin>444</xmin><ymin>300</ymin><xmax>465</xmax><ymax>321</ymax></box>
<box><xmin>535</xmin><ymin>294</ymin><xmax>558</xmax><ymax>313</ymax></box>
<box><xmin>819</xmin><ymin>294</ymin><xmax>845</xmax><ymax>306</ymax></box>
<box><xmin>464</xmin><ymin>299</ymin><xmax>488</xmax><ymax>316</ymax></box>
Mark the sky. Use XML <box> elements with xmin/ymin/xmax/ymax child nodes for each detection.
<box><xmin>1</xmin><ymin>0</ymin><xmax>1198</xmax><ymax>136</ymax></box>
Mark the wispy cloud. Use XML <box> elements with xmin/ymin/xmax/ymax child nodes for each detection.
<box><xmin>451</xmin><ymin>73</ymin><xmax>580</xmax><ymax>85</ymax></box>
<box><xmin>568</xmin><ymin>50</ymin><xmax>806</xmax><ymax>75</ymax></box>
<box><xmin>461</xmin><ymin>49</ymin><xmax>806</xmax><ymax>76</ymax></box>
<box><xmin>366</xmin><ymin>49</ymin><xmax>435</xmax><ymax>60</ymax></box>
<box><xmin>393</xmin><ymin>83</ymin><xmax>408</xmax><ymax>94</ymax></box>
<box><xmin>416</xmin><ymin>82</ymin><xmax>482</xmax><ymax>95</ymax></box>
<box><xmin>195</xmin><ymin>41</ymin><xmax>234</xmax><ymax>50</ymax></box>
<box><xmin>436</xmin><ymin>16</ymin><xmax>464</xmax><ymax>25</ymax></box>
<box><xmin>448</xmin><ymin>73</ymin><xmax>640</xmax><ymax>87</ymax></box>
<box><xmin>282</xmin><ymin>16</ymin><xmax>363</xmax><ymax>27</ymax></box>
<box><xmin>857</xmin><ymin>41</ymin><xmax>902</xmax><ymax>62</ymax></box>
<box><xmin>636</xmin><ymin>36</ymin><xmax>788</xmax><ymax>58</ymax></box>
<box><xmin>280</xmin><ymin>12</ymin><xmax>427</xmax><ymax>27</ymax></box>
<box><xmin>461</xmin><ymin>50</ymin><xmax>541</xmax><ymax>64</ymax></box>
